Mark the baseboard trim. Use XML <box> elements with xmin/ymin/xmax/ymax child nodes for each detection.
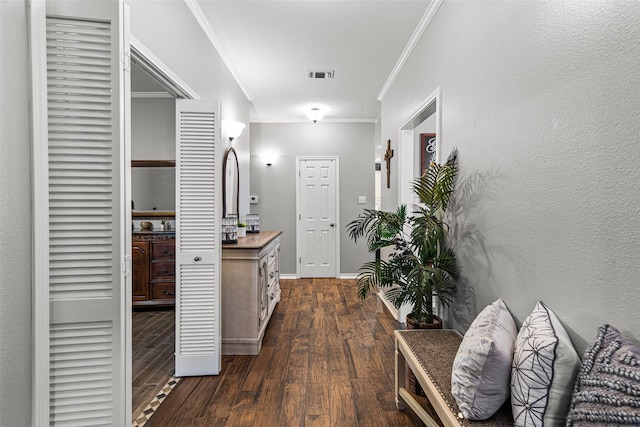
<box><xmin>279</xmin><ymin>273</ymin><xmax>360</xmax><ymax>280</ymax></box>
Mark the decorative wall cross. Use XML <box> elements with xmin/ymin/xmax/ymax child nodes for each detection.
<box><xmin>384</xmin><ymin>139</ymin><xmax>394</xmax><ymax>189</ymax></box>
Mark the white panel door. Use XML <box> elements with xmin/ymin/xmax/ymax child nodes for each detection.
<box><xmin>32</xmin><ymin>0</ymin><xmax>130</xmax><ymax>425</ymax></box>
<box><xmin>297</xmin><ymin>157</ymin><xmax>338</xmax><ymax>278</ymax></box>
<box><xmin>175</xmin><ymin>100</ymin><xmax>221</xmax><ymax>376</ymax></box>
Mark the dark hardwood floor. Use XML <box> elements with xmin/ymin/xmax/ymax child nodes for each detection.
<box><xmin>140</xmin><ymin>278</ymin><xmax>423</xmax><ymax>426</ymax></box>
<box><xmin>132</xmin><ymin>308</ymin><xmax>175</xmax><ymax>420</ymax></box>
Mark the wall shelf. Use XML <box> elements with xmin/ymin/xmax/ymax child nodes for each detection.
<box><xmin>132</xmin><ymin>160</ymin><xmax>175</xmax><ymax>168</ymax></box>
<box><xmin>132</xmin><ymin>211</ymin><xmax>175</xmax><ymax>218</ymax></box>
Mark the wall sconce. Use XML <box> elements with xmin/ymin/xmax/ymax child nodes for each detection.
<box><xmin>224</xmin><ymin>120</ymin><xmax>246</xmax><ymax>142</ymax></box>
<box><xmin>261</xmin><ymin>152</ymin><xmax>278</xmax><ymax>166</ymax></box>
<box><xmin>306</xmin><ymin>106</ymin><xmax>327</xmax><ymax>123</ymax></box>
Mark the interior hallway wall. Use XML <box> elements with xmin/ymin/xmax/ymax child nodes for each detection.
<box><xmin>250</xmin><ymin>122</ymin><xmax>375</xmax><ymax>276</ymax></box>
<box><xmin>0</xmin><ymin>1</ymin><xmax>33</xmax><ymax>425</ymax></box>
<box><xmin>381</xmin><ymin>0</ymin><xmax>640</xmax><ymax>354</ymax></box>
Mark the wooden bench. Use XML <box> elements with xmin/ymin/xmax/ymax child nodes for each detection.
<box><xmin>395</xmin><ymin>329</ymin><xmax>513</xmax><ymax>426</ymax></box>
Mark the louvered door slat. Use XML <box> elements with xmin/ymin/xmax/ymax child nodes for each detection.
<box><xmin>175</xmin><ymin>100</ymin><xmax>221</xmax><ymax>376</ymax></box>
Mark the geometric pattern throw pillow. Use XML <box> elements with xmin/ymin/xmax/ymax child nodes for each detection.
<box><xmin>566</xmin><ymin>324</ymin><xmax>640</xmax><ymax>426</ymax></box>
<box><xmin>511</xmin><ymin>302</ymin><xmax>580</xmax><ymax>427</ymax></box>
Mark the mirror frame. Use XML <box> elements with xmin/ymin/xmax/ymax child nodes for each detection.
<box><xmin>222</xmin><ymin>147</ymin><xmax>240</xmax><ymax>218</ymax></box>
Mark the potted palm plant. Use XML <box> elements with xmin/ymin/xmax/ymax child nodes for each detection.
<box><xmin>347</xmin><ymin>148</ymin><xmax>459</xmax><ymax>328</ymax></box>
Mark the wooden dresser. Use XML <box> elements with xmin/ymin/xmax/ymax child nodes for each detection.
<box><xmin>132</xmin><ymin>231</ymin><xmax>175</xmax><ymax>307</ymax></box>
<box><xmin>221</xmin><ymin>231</ymin><xmax>282</xmax><ymax>355</ymax></box>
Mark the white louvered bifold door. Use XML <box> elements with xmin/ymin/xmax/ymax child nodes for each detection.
<box><xmin>175</xmin><ymin>100</ymin><xmax>222</xmax><ymax>376</ymax></box>
<box><xmin>32</xmin><ymin>1</ymin><xmax>129</xmax><ymax>425</ymax></box>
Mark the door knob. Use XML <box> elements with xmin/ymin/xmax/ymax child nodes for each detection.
<box><xmin>194</xmin><ymin>256</ymin><xmax>201</xmax><ymax>262</ymax></box>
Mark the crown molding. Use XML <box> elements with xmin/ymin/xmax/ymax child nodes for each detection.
<box><xmin>377</xmin><ymin>0</ymin><xmax>443</xmax><ymax>101</ymax></box>
<box><xmin>184</xmin><ymin>0</ymin><xmax>253</xmax><ymax>102</ymax></box>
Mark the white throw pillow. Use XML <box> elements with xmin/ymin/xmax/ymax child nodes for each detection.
<box><xmin>511</xmin><ymin>301</ymin><xmax>580</xmax><ymax>427</ymax></box>
<box><xmin>451</xmin><ymin>298</ymin><xmax>517</xmax><ymax>420</ymax></box>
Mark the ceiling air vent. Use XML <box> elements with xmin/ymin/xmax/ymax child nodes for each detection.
<box><xmin>307</xmin><ymin>70</ymin><xmax>335</xmax><ymax>79</ymax></box>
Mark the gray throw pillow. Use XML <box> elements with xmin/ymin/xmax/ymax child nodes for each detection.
<box><xmin>566</xmin><ymin>324</ymin><xmax>640</xmax><ymax>426</ymax></box>
<box><xmin>451</xmin><ymin>299</ymin><xmax>517</xmax><ymax>420</ymax></box>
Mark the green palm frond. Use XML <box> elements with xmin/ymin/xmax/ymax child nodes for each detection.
<box><xmin>348</xmin><ymin>148</ymin><xmax>459</xmax><ymax>323</ymax></box>
<box><xmin>413</xmin><ymin>148</ymin><xmax>458</xmax><ymax>213</ymax></box>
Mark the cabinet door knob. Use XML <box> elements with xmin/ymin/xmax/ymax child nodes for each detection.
<box><xmin>194</xmin><ymin>256</ymin><xmax>201</xmax><ymax>262</ymax></box>
<box><xmin>330</xmin><ymin>223</ymin><xmax>335</xmax><ymax>227</ymax></box>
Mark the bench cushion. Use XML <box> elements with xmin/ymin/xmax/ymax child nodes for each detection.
<box><xmin>451</xmin><ymin>299</ymin><xmax>517</xmax><ymax>420</ymax></box>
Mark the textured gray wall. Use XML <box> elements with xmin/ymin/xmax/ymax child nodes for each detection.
<box><xmin>0</xmin><ymin>1</ymin><xmax>33</xmax><ymax>424</ymax></box>
<box><xmin>382</xmin><ymin>0</ymin><xmax>640</xmax><ymax>354</ymax></box>
<box><xmin>250</xmin><ymin>122</ymin><xmax>375</xmax><ymax>276</ymax></box>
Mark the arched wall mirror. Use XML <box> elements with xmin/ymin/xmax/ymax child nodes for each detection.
<box><xmin>222</xmin><ymin>147</ymin><xmax>239</xmax><ymax>218</ymax></box>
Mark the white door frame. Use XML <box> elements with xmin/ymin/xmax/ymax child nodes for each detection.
<box><xmin>398</xmin><ymin>86</ymin><xmax>441</xmax><ymax>209</ymax></box>
<box><xmin>295</xmin><ymin>156</ymin><xmax>340</xmax><ymax>278</ymax></box>
<box><xmin>384</xmin><ymin>87</ymin><xmax>441</xmax><ymax>323</ymax></box>
<box><xmin>130</xmin><ymin>36</ymin><xmax>199</xmax><ymax>100</ymax></box>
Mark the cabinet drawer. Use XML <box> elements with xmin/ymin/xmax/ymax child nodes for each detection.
<box><xmin>152</xmin><ymin>261</ymin><xmax>175</xmax><ymax>279</ymax></box>
<box><xmin>267</xmin><ymin>263</ymin><xmax>277</xmax><ymax>287</ymax></box>
<box><xmin>267</xmin><ymin>245</ymin><xmax>278</xmax><ymax>266</ymax></box>
<box><xmin>152</xmin><ymin>281</ymin><xmax>175</xmax><ymax>299</ymax></box>
<box><xmin>152</xmin><ymin>241</ymin><xmax>175</xmax><ymax>260</ymax></box>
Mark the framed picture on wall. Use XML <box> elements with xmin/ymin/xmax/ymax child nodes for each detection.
<box><xmin>420</xmin><ymin>133</ymin><xmax>436</xmax><ymax>175</ymax></box>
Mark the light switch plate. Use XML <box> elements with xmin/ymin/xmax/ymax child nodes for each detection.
<box><xmin>358</xmin><ymin>196</ymin><xmax>366</xmax><ymax>204</ymax></box>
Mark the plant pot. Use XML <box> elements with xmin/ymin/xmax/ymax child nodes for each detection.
<box><xmin>406</xmin><ymin>314</ymin><xmax>442</xmax><ymax>330</ymax></box>
<box><xmin>405</xmin><ymin>314</ymin><xmax>442</xmax><ymax>396</ymax></box>
<box><xmin>237</xmin><ymin>227</ymin><xmax>246</xmax><ymax>238</ymax></box>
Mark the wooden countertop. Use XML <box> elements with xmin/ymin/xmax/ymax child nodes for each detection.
<box><xmin>222</xmin><ymin>231</ymin><xmax>282</xmax><ymax>250</ymax></box>
<box><xmin>132</xmin><ymin>230</ymin><xmax>281</xmax><ymax>247</ymax></box>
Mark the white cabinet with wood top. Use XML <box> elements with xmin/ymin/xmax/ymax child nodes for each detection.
<box><xmin>221</xmin><ymin>231</ymin><xmax>282</xmax><ymax>355</ymax></box>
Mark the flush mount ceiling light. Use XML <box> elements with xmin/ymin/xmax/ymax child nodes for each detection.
<box><xmin>224</xmin><ymin>120</ymin><xmax>246</xmax><ymax>142</ymax></box>
<box><xmin>306</xmin><ymin>106</ymin><xmax>327</xmax><ymax>123</ymax></box>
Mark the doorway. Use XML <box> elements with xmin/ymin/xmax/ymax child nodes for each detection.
<box><xmin>380</xmin><ymin>87</ymin><xmax>441</xmax><ymax>323</ymax></box>
<box><xmin>129</xmin><ymin>37</ymin><xmax>197</xmax><ymax>422</ymax></box>
<box><xmin>296</xmin><ymin>156</ymin><xmax>340</xmax><ymax>278</ymax></box>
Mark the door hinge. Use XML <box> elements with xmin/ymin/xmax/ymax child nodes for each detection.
<box><xmin>299</xmin><ymin>214</ymin><xmax>301</xmax><ymax>220</ymax></box>
<box><xmin>122</xmin><ymin>51</ymin><xmax>131</xmax><ymax>72</ymax></box>
<box><xmin>299</xmin><ymin>257</ymin><xmax>301</xmax><ymax>264</ymax></box>
<box><xmin>123</xmin><ymin>255</ymin><xmax>132</xmax><ymax>277</ymax></box>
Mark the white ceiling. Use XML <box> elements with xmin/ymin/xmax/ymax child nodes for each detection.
<box><xmin>132</xmin><ymin>1</ymin><xmax>431</xmax><ymax>123</ymax></box>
